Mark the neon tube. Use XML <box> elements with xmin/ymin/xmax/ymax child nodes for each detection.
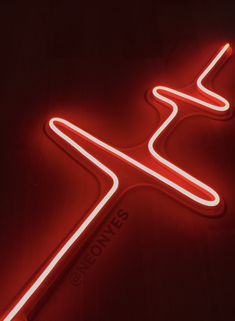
<box><xmin>2</xmin><ymin>43</ymin><xmax>231</xmax><ymax>321</ymax></box>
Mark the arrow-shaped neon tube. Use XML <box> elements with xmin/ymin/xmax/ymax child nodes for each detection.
<box><xmin>2</xmin><ymin>43</ymin><xmax>231</xmax><ymax>321</ymax></box>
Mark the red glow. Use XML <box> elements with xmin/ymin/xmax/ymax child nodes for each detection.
<box><xmin>1</xmin><ymin>44</ymin><xmax>232</xmax><ymax>321</ymax></box>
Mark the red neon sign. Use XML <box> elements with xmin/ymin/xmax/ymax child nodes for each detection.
<box><xmin>1</xmin><ymin>43</ymin><xmax>232</xmax><ymax>321</ymax></box>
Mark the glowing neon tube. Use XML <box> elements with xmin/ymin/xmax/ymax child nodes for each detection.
<box><xmin>2</xmin><ymin>43</ymin><xmax>231</xmax><ymax>321</ymax></box>
<box><xmin>149</xmin><ymin>43</ymin><xmax>230</xmax><ymax>206</ymax></box>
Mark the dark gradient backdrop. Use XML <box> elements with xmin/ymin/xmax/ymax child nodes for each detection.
<box><xmin>1</xmin><ymin>1</ymin><xmax>235</xmax><ymax>321</ymax></box>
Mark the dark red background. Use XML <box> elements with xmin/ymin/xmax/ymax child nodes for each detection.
<box><xmin>1</xmin><ymin>1</ymin><xmax>235</xmax><ymax>320</ymax></box>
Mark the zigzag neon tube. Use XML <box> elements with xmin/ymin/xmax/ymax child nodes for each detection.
<box><xmin>2</xmin><ymin>43</ymin><xmax>231</xmax><ymax>321</ymax></box>
<box><xmin>149</xmin><ymin>43</ymin><xmax>230</xmax><ymax>206</ymax></box>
